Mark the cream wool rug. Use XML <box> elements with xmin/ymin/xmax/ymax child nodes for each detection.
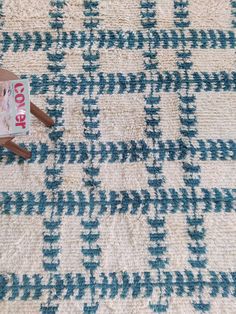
<box><xmin>0</xmin><ymin>0</ymin><xmax>236</xmax><ymax>313</ymax></box>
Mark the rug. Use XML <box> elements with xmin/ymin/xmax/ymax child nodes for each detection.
<box><xmin>0</xmin><ymin>0</ymin><xmax>236</xmax><ymax>313</ymax></box>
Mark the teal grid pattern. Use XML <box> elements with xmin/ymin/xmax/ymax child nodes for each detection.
<box><xmin>0</xmin><ymin>0</ymin><xmax>236</xmax><ymax>313</ymax></box>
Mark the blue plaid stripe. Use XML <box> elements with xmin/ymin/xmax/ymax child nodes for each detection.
<box><xmin>0</xmin><ymin>1</ymin><xmax>235</xmax><ymax>313</ymax></box>
<box><xmin>173</xmin><ymin>1</ymin><xmax>209</xmax><ymax>311</ymax></box>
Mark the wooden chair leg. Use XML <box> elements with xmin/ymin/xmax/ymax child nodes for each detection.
<box><xmin>30</xmin><ymin>102</ymin><xmax>54</xmax><ymax>127</ymax></box>
<box><xmin>3</xmin><ymin>139</ymin><xmax>32</xmax><ymax>159</ymax></box>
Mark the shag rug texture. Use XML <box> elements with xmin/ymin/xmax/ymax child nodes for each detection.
<box><xmin>0</xmin><ymin>0</ymin><xmax>236</xmax><ymax>313</ymax></box>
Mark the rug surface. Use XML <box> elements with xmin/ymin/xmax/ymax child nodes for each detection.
<box><xmin>0</xmin><ymin>0</ymin><xmax>236</xmax><ymax>313</ymax></box>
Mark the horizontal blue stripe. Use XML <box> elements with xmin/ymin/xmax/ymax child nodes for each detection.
<box><xmin>22</xmin><ymin>71</ymin><xmax>236</xmax><ymax>96</ymax></box>
<box><xmin>1</xmin><ymin>271</ymin><xmax>235</xmax><ymax>301</ymax></box>
<box><xmin>0</xmin><ymin>139</ymin><xmax>234</xmax><ymax>165</ymax></box>
<box><xmin>0</xmin><ymin>188</ymin><xmax>235</xmax><ymax>216</ymax></box>
<box><xmin>1</xmin><ymin>29</ymin><xmax>235</xmax><ymax>52</ymax></box>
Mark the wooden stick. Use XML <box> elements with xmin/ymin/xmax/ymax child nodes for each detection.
<box><xmin>3</xmin><ymin>139</ymin><xmax>32</xmax><ymax>159</ymax></box>
<box><xmin>30</xmin><ymin>102</ymin><xmax>54</xmax><ymax>127</ymax></box>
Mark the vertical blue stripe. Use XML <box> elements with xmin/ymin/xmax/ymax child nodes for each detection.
<box><xmin>41</xmin><ymin>0</ymin><xmax>66</xmax><ymax>313</ymax></box>
<box><xmin>231</xmin><ymin>0</ymin><xmax>236</xmax><ymax>27</ymax></box>
<box><xmin>174</xmin><ymin>1</ymin><xmax>210</xmax><ymax>312</ymax></box>
<box><xmin>81</xmin><ymin>1</ymin><xmax>101</xmax><ymax>313</ymax></box>
<box><xmin>140</xmin><ymin>1</ymin><xmax>169</xmax><ymax>312</ymax></box>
